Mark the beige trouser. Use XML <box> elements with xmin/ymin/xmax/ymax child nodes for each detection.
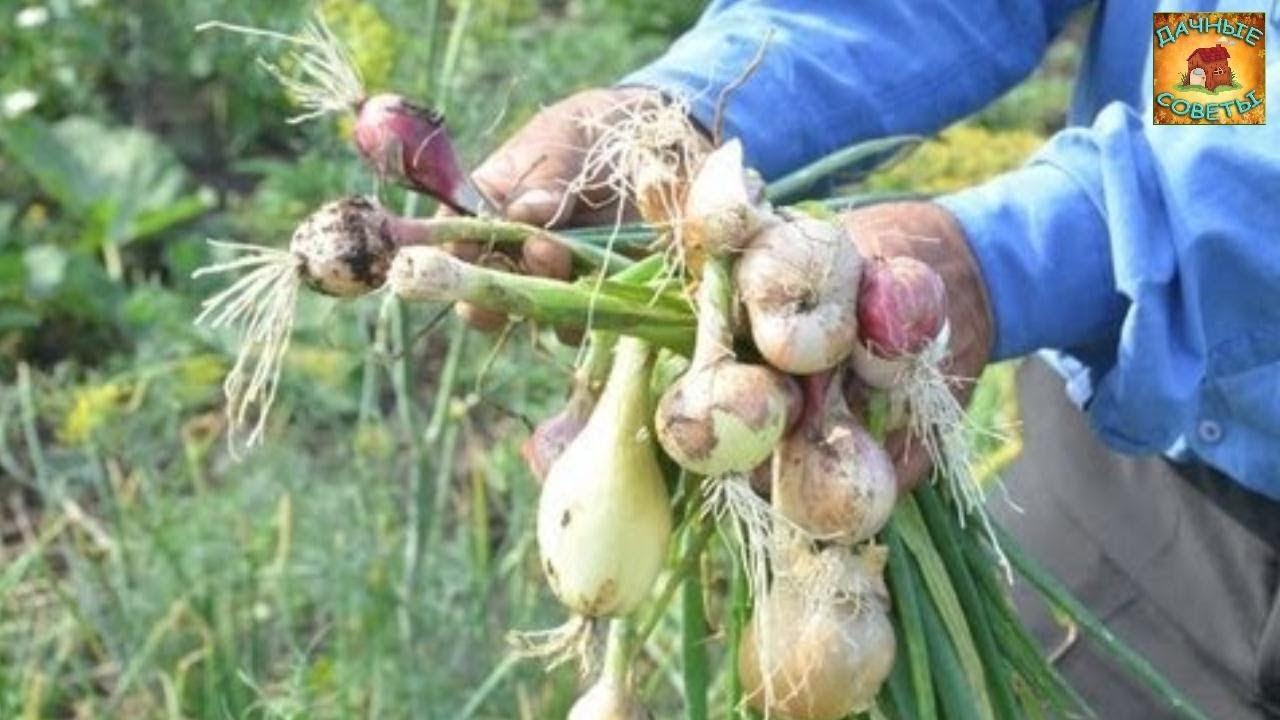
<box><xmin>994</xmin><ymin>359</ymin><xmax>1280</xmax><ymax>719</ymax></box>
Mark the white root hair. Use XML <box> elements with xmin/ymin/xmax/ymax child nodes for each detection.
<box><xmin>900</xmin><ymin>324</ymin><xmax>1013</xmax><ymax>580</ymax></box>
<box><xmin>506</xmin><ymin>615</ymin><xmax>601</xmax><ymax>676</ymax></box>
<box><xmin>192</xmin><ymin>241</ymin><xmax>303</xmax><ymax>453</ymax></box>
<box><xmin>196</xmin><ymin>15</ymin><xmax>364</xmax><ymax>124</ymax></box>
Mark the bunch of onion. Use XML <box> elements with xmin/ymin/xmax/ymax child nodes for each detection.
<box><xmin>740</xmin><ymin>543</ymin><xmax>896</xmax><ymax>720</ymax></box>
<box><xmin>648</xmin><ymin>141</ymin><xmax>802</xmax><ymax>619</ymax></box>
<box><xmin>193</xmin><ymin>196</ymin><xmax>692</xmax><ymax>451</ymax></box>
<box><xmin>197</xmin><ymin>16</ymin><xmax>489</xmax><ymax>215</ymax></box>
<box><xmin>510</xmin><ymin>337</ymin><xmax>672</xmax><ymax>668</ymax></box>
<box><xmin>849</xmin><ymin>255</ymin><xmax>1007</xmax><ymax>573</ymax></box>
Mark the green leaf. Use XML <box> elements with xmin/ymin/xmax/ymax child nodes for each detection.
<box><xmin>0</xmin><ymin>116</ymin><xmax>212</xmax><ymax>249</ymax></box>
<box><xmin>893</xmin><ymin>497</ymin><xmax>996</xmax><ymax>720</ymax></box>
<box><xmin>885</xmin><ymin>524</ymin><xmax>937</xmax><ymax>720</ymax></box>
<box><xmin>23</xmin><ymin>244</ymin><xmax>68</xmax><ymax>299</ymax></box>
<box><xmin>917</xmin><ymin>484</ymin><xmax>1021</xmax><ymax>720</ymax></box>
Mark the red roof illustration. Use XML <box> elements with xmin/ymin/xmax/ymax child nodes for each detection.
<box><xmin>1188</xmin><ymin>46</ymin><xmax>1230</xmax><ymax>62</ymax></box>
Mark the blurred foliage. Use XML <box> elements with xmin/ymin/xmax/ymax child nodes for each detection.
<box><xmin>865</xmin><ymin>124</ymin><xmax>1046</xmax><ymax>194</ymax></box>
<box><xmin>0</xmin><ymin>0</ymin><xmax>1077</xmax><ymax>716</ymax></box>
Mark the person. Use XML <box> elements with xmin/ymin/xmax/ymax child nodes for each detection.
<box><xmin>453</xmin><ymin>2</ymin><xmax>1280</xmax><ymax>716</ymax></box>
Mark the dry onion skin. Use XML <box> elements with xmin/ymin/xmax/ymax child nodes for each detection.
<box><xmin>736</xmin><ymin>216</ymin><xmax>864</xmax><ymax>374</ymax></box>
<box><xmin>773</xmin><ymin>371</ymin><xmax>896</xmax><ymax>545</ymax></box>
<box><xmin>740</xmin><ymin>546</ymin><xmax>896</xmax><ymax>720</ymax></box>
<box><xmin>682</xmin><ymin>139</ymin><xmax>771</xmax><ymax>257</ymax></box>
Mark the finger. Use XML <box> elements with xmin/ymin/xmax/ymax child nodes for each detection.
<box><xmin>521</xmin><ymin>235</ymin><xmax>573</xmax><ymax>280</ymax></box>
<box><xmin>883</xmin><ymin>428</ymin><xmax>931</xmax><ymax>493</ymax></box>
<box><xmin>455</xmin><ymin>301</ymin><xmax>508</xmax><ymax>332</ymax></box>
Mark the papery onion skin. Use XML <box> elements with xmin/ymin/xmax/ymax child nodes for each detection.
<box><xmin>290</xmin><ymin>196</ymin><xmax>398</xmax><ymax>297</ymax></box>
<box><xmin>655</xmin><ymin>255</ymin><xmax>800</xmax><ymax>476</ymax></box>
<box><xmin>521</xmin><ymin>386</ymin><xmax>594</xmax><ymax>483</ymax></box>
<box><xmin>536</xmin><ymin>338</ymin><xmax>672</xmax><ymax>617</ymax></box>
<box><xmin>655</xmin><ymin>359</ymin><xmax>798</xmax><ymax>476</ymax></box>
<box><xmin>736</xmin><ymin>217</ymin><xmax>864</xmax><ymax>374</ymax></box>
<box><xmin>773</xmin><ymin>374</ymin><xmax>896</xmax><ymax>544</ymax></box>
<box><xmin>740</xmin><ymin>547</ymin><xmax>896</xmax><ymax>720</ymax></box>
<box><xmin>567</xmin><ymin>680</ymin><xmax>653</xmax><ymax>720</ymax></box>
<box><xmin>684</xmin><ymin>139</ymin><xmax>770</xmax><ymax>256</ymax></box>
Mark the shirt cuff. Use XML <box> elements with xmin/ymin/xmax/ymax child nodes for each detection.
<box><xmin>935</xmin><ymin>160</ymin><xmax>1126</xmax><ymax>360</ymax></box>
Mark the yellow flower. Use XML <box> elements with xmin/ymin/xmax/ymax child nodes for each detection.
<box><xmin>60</xmin><ymin>382</ymin><xmax>129</xmax><ymax>445</ymax></box>
<box><xmin>866</xmin><ymin>125</ymin><xmax>1044</xmax><ymax>193</ymax></box>
<box><xmin>319</xmin><ymin>0</ymin><xmax>398</xmax><ymax>92</ymax></box>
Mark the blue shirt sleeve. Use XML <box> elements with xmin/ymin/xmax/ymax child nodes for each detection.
<box><xmin>937</xmin><ymin>97</ymin><xmax>1280</xmax><ymax>490</ymax></box>
<box><xmin>624</xmin><ymin>0</ymin><xmax>1089</xmax><ymax>179</ymax></box>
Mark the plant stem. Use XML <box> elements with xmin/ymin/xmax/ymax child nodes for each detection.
<box><xmin>629</xmin><ymin>520</ymin><xmax>715</xmax><ymax>664</ymax></box>
<box><xmin>392</xmin><ymin>247</ymin><xmax>695</xmax><ymax>352</ymax></box>
<box><xmin>389</xmin><ymin>295</ymin><xmax>427</xmax><ymax>649</ymax></box>
<box><xmin>603</xmin><ymin>617</ymin><xmax>632</xmax><ymax>687</ymax></box>
<box><xmin>725</xmin><ymin>540</ymin><xmax>749</xmax><ymax>720</ymax></box>
<box><xmin>387</xmin><ymin>215</ymin><xmax>635</xmax><ymax>270</ymax></box>
<box><xmin>917</xmin><ymin>484</ymin><xmax>1020</xmax><ymax>720</ymax></box>
<box><xmin>680</xmin><ymin>518</ymin><xmax>710</xmax><ymax>720</ymax></box>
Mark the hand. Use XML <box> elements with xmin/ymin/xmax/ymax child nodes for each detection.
<box><xmin>837</xmin><ymin>202</ymin><xmax>995</xmax><ymax>491</ymax></box>
<box><xmin>445</xmin><ymin>86</ymin><xmax>665</xmax><ymax>331</ymax></box>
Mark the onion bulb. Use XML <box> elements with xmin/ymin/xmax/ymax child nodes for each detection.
<box><xmin>289</xmin><ymin>196</ymin><xmax>399</xmax><ymax>297</ymax></box>
<box><xmin>353</xmin><ymin>93</ymin><xmax>488</xmax><ymax>215</ymax></box>
<box><xmin>850</xmin><ymin>255</ymin><xmax>947</xmax><ymax>389</ymax></box>
<box><xmin>773</xmin><ymin>371</ymin><xmax>896</xmax><ymax>544</ymax></box>
<box><xmin>655</xmin><ymin>258</ymin><xmax>799</xmax><ymax>476</ymax></box>
<box><xmin>740</xmin><ymin>545</ymin><xmax>896</xmax><ymax>720</ymax></box>
<box><xmin>736</xmin><ymin>216</ymin><xmax>864</xmax><ymax>374</ymax></box>
<box><xmin>536</xmin><ymin>337</ymin><xmax>672</xmax><ymax>617</ymax></box>
<box><xmin>683</xmin><ymin>139</ymin><xmax>771</xmax><ymax>256</ymax></box>
<box><xmin>567</xmin><ymin>679</ymin><xmax>653</xmax><ymax>720</ymax></box>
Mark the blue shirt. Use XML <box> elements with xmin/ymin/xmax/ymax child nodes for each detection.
<box><xmin>627</xmin><ymin>1</ymin><xmax>1280</xmax><ymax>495</ymax></box>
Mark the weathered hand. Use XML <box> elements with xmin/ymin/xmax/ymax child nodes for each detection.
<box><xmin>444</xmin><ymin>86</ymin><xmax>665</xmax><ymax>331</ymax></box>
<box><xmin>838</xmin><ymin>201</ymin><xmax>995</xmax><ymax>491</ymax></box>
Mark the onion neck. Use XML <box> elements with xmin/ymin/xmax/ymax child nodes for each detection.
<box><xmin>594</xmin><ymin>336</ymin><xmax>654</xmax><ymax>443</ymax></box>
<box><xmin>602</xmin><ymin>618</ymin><xmax>632</xmax><ymax>688</ymax></box>
<box><xmin>691</xmin><ymin>256</ymin><xmax>735</xmax><ymax>368</ymax></box>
